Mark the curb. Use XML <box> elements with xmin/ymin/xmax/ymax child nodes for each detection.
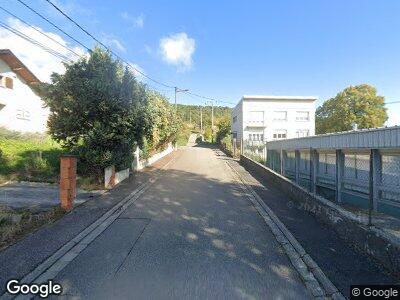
<box><xmin>225</xmin><ymin>159</ymin><xmax>346</xmax><ymax>299</ymax></box>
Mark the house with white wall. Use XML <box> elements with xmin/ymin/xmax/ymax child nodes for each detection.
<box><xmin>0</xmin><ymin>49</ymin><xmax>49</xmax><ymax>133</ymax></box>
<box><xmin>231</xmin><ymin>95</ymin><xmax>317</xmax><ymax>142</ymax></box>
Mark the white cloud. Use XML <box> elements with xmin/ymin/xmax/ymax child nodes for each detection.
<box><xmin>101</xmin><ymin>34</ymin><xmax>126</xmax><ymax>52</ymax></box>
<box><xmin>121</xmin><ymin>12</ymin><xmax>145</xmax><ymax>29</ymax></box>
<box><xmin>0</xmin><ymin>18</ymin><xmax>85</xmax><ymax>82</ymax></box>
<box><xmin>159</xmin><ymin>32</ymin><xmax>195</xmax><ymax>71</ymax></box>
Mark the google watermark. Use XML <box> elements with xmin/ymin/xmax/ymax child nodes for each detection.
<box><xmin>351</xmin><ymin>285</ymin><xmax>400</xmax><ymax>299</ymax></box>
<box><xmin>6</xmin><ymin>279</ymin><xmax>62</xmax><ymax>298</ymax></box>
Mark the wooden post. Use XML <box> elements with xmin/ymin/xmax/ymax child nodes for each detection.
<box><xmin>60</xmin><ymin>155</ymin><xmax>77</xmax><ymax>211</ymax></box>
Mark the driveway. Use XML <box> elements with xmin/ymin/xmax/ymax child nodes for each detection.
<box><xmin>0</xmin><ymin>182</ymin><xmax>102</xmax><ymax>211</ymax></box>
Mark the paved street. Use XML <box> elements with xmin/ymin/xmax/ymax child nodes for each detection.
<box><xmin>53</xmin><ymin>146</ymin><xmax>311</xmax><ymax>299</ymax></box>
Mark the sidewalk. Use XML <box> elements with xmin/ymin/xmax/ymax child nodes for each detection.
<box><xmin>0</xmin><ymin>151</ymin><xmax>178</xmax><ymax>295</ymax></box>
<box><xmin>228</xmin><ymin>159</ymin><xmax>399</xmax><ymax>298</ymax></box>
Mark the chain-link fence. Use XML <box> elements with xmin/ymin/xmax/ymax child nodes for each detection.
<box><xmin>241</xmin><ymin>139</ymin><xmax>400</xmax><ymax>220</ymax></box>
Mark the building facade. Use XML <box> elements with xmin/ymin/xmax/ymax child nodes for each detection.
<box><xmin>231</xmin><ymin>95</ymin><xmax>317</xmax><ymax>142</ymax></box>
<box><xmin>0</xmin><ymin>49</ymin><xmax>49</xmax><ymax>133</ymax></box>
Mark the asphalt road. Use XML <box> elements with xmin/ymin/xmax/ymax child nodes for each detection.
<box><xmin>53</xmin><ymin>146</ymin><xmax>311</xmax><ymax>299</ymax></box>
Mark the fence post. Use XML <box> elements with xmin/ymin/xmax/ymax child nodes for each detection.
<box><xmin>369</xmin><ymin>149</ymin><xmax>381</xmax><ymax>225</ymax></box>
<box><xmin>295</xmin><ymin>150</ymin><xmax>300</xmax><ymax>183</ymax></box>
<box><xmin>59</xmin><ymin>155</ymin><xmax>77</xmax><ymax>211</ymax></box>
<box><xmin>335</xmin><ymin>149</ymin><xmax>344</xmax><ymax>203</ymax></box>
<box><xmin>280</xmin><ymin>149</ymin><xmax>285</xmax><ymax>176</ymax></box>
<box><xmin>310</xmin><ymin>148</ymin><xmax>318</xmax><ymax>194</ymax></box>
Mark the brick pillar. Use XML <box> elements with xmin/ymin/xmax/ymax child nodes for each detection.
<box><xmin>60</xmin><ymin>155</ymin><xmax>77</xmax><ymax>211</ymax></box>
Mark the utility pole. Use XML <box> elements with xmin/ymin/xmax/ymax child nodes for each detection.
<box><xmin>174</xmin><ymin>87</ymin><xmax>189</xmax><ymax>113</ymax></box>
<box><xmin>205</xmin><ymin>100</ymin><xmax>215</xmax><ymax>143</ymax></box>
<box><xmin>211</xmin><ymin>101</ymin><xmax>214</xmax><ymax>143</ymax></box>
<box><xmin>174</xmin><ymin>87</ymin><xmax>177</xmax><ymax>112</ymax></box>
<box><xmin>200</xmin><ymin>106</ymin><xmax>203</xmax><ymax>133</ymax></box>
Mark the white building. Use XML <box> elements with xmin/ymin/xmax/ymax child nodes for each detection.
<box><xmin>231</xmin><ymin>95</ymin><xmax>317</xmax><ymax>142</ymax></box>
<box><xmin>0</xmin><ymin>49</ymin><xmax>49</xmax><ymax>133</ymax></box>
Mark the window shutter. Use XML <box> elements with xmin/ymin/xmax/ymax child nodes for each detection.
<box><xmin>5</xmin><ymin>77</ymin><xmax>13</xmax><ymax>89</ymax></box>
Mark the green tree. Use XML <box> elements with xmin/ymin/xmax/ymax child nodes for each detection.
<box><xmin>316</xmin><ymin>84</ymin><xmax>387</xmax><ymax>134</ymax></box>
<box><xmin>41</xmin><ymin>48</ymin><xmax>148</xmax><ymax>178</ymax></box>
<box><xmin>216</xmin><ymin>115</ymin><xmax>231</xmax><ymax>143</ymax></box>
<box><xmin>145</xmin><ymin>91</ymin><xmax>179</xmax><ymax>152</ymax></box>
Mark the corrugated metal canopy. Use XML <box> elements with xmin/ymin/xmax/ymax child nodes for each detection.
<box><xmin>266</xmin><ymin>126</ymin><xmax>400</xmax><ymax>150</ymax></box>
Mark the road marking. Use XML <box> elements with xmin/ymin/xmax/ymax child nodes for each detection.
<box><xmin>224</xmin><ymin>156</ymin><xmax>345</xmax><ymax>300</ymax></box>
<box><xmin>1</xmin><ymin>152</ymin><xmax>178</xmax><ymax>300</ymax></box>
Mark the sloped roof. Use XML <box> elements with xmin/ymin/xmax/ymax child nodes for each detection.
<box><xmin>0</xmin><ymin>49</ymin><xmax>41</xmax><ymax>86</ymax></box>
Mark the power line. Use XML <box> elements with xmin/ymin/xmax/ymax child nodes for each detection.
<box><xmin>385</xmin><ymin>101</ymin><xmax>400</xmax><ymax>105</ymax></box>
<box><xmin>43</xmin><ymin>0</ymin><xmax>236</xmax><ymax>104</ymax></box>
<box><xmin>17</xmin><ymin>0</ymin><xmax>232</xmax><ymax>105</ymax></box>
<box><xmin>43</xmin><ymin>0</ymin><xmax>175</xmax><ymax>89</ymax></box>
<box><xmin>184</xmin><ymin>91</ymin><xmax>235</xmax><ymax>105</ymax></box>
<box><xmin>0</xmin><ymin>6</ymin><xmax>83</xmax><ymax>59</ymax></box>
<box><xmin>0</xmin><ymin>20</ymin><xmax>72</xmax><ymax>62</ymax></box>
<box><xmin>15</xmin><ymin>0</ymin><xmax>91</xmax><ymax>52</ymax></box>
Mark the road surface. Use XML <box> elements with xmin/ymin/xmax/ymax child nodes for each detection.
<box><xmin>53</xmin><ymin>146</ymin><xmax>312</xmax><ymax>299</ymax></box>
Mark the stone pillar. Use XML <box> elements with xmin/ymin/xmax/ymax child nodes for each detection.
<box><xmin>60</xmin><ymin>155</ymin><xmax>77</xmax><ymax>211</ymax></box>
<box><xmin>132</xmin><ymin>146</ymin><xmax>140</xmax><ymax>171</ymax></box>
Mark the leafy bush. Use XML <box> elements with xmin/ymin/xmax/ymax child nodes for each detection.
<box><xmin>41</xmin><ymin>48</ymin><xmax>180</xmax><ymax>178</ymax></box>
<box><xmin>41</xmin><ymin>48</ymin><xmax>151</xmax><ymax>178</ymax></box>
<box><xmin>204</xmin><ymin>127</ymin><xmax>213</xmax><ymax>142</ymax></box>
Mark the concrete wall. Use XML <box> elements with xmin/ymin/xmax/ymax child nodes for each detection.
<box><xmin>240</xmin><ymin>154</ymin><xmax>400</xmax><ymax>276</ymax></box>
<box><xmin>132</xmin><ymin>143</ymin><xmax>175</xmax><ymax>171</ymax></box>
<box><xmin>0</xmin><ymin>60</ymin><xmax>49</xmax><ymax>133</ymax></box>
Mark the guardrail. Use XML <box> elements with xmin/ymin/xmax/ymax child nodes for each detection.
<box><xmin>242</xmin><ymin>126</ymin><xmax>400</xmax><ymax>219</ymax></box>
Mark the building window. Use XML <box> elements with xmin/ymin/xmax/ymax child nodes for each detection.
<box><xmin>248</xmin><ymin>133</ymin><xmax>264</xmax><ymax>141</ymax></box>
<box><xmin>296</xmin><ymin>111</ymin><xmax>309</xmax><ymax>121</ymax></box>
<box><xmin>273</xmin><ymin>111</ymin><xmax>287</xmax><ymax>121</ymax></box>
<box><xmin>233</xmin><ymin>116</ymin><xmax>237</xmax><ymax>123</ymax></box>
<box><xmin>0</xmin><ymin>76</ymin><xmax>13</xmax><ymax>89</ymax></box>
<box><xmin>296</xmin><ymin>129</ymin><xmax>309</xmax><ymax>137</ymax></box>
<box><xmin>16</xmin><ymin>109</ymin><xmax>30</xmax><ymax>121</ymax></box>
<box><xmin>248</xmin><ymin>111</ymin><xmax>264</xmax><ymax>125</ymax></box>
<box><xmin>273</xmin><ymin>130</ymin><xmax>287</xmax><ymax>140</ymax></box>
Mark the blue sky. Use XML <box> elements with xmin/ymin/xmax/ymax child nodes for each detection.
<box><xmin>1</xmin><ymin>0</ymin><xmax>400</xmax><ymax>124</ymax></box>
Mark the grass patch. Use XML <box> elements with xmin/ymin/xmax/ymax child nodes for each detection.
<box><xmin>0</xmin><ymin>128</ymin><xmax>65</xmax><ymax>183</ymax></box>
<box><xmin>0</xmin><ymin>206</ymin><xmax>65</xmax><ymax>251</ymax></box>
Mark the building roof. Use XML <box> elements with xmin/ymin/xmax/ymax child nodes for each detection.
<box><xmin>242</xmin><ymin>95</ymin><xmax>318</xmax><ymax>101</ymax></box>
<box><xmin>0</xmin><ymin>49</ymin><xmax>41</xmax><ymax>86</ymax></box>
